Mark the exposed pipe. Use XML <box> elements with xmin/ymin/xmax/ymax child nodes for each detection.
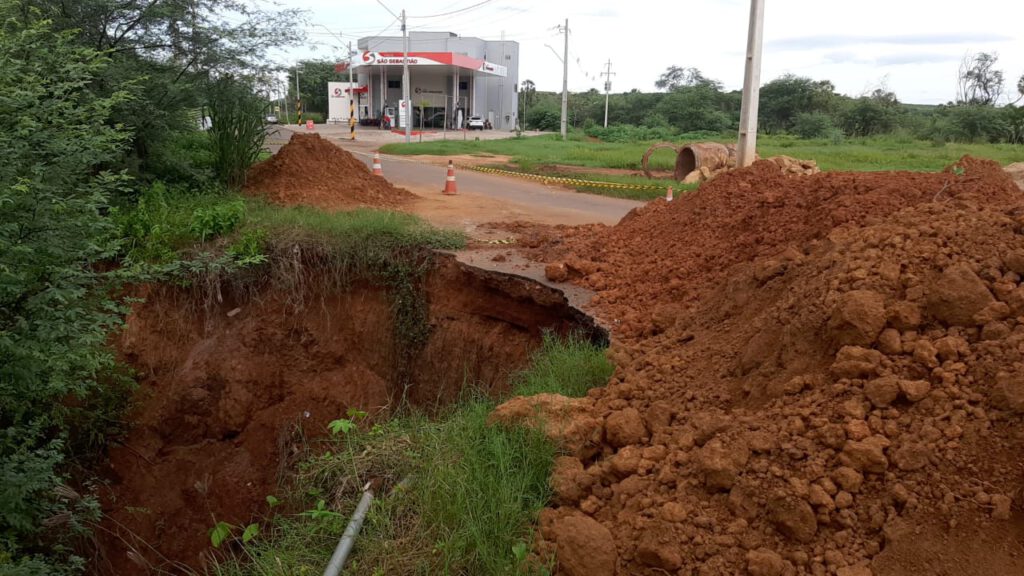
<box><xmin>322</xmin><ymin>478</ymin><xmax>411</xmax><ymax>576</ymax></box>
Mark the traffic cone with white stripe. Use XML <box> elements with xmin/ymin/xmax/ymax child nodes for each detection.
<box><xmin>372</xmin><ymin>152</ymin><xmax>383</xmax><ymax>176</ymax></box>
<box><xmin>442</xmin><ymin>160</ymin><xmax>458</xmax><ymax>195</ymax></box>
<box><xmin>665</xmin><ymin>186</ymin><xmax>674</xmax><ymax>202</ymax></box>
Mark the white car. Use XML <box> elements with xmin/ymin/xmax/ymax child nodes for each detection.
<box><xmin>467</xmin><ymin>116</ymin><xmax>485</xmax><ymax>130</ymax></box>
<box><xmin>265</xmin><ymin>114</ymin><xmax>279</xmax><ymax>124</ymax></box>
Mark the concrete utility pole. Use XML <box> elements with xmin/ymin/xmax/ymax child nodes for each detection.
<box><xmin>737</xmin><ymin>0</ymin><xmax>765</xmax><ymax>167</ymax></box>
<box><xmin>348</xmin><ymin>41</ymin><xmax>356</xmax><ymax>140</ymax></box>
<box><xmin>601</xmin><ymin>59</ymin><xmax>615</xmax><ymax>128</ymax></box>
<box><xmin>559</xmin><ymin>19</ymin><xmax>569</xmax><ymax>141</ymax></box>
<box><xmin>295</xmin><ymin>66</ymin><xmax>302</xmax><ymax>125</ymax></box>
<box><xmin>402</xmin><ymin>9</ymin><xmax>411</xmax><ymax>143</ymax></box>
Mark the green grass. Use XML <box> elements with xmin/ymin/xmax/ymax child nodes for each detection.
<box><xmin>117</xmin><ymin>184</ymin><xmax>464</xmax><ymax>268</ymax></box>
<box><xmin>209</xmin><ymin>334</ymin><xmax>614</xmax><ymax>576</ymax></box>
<box><xmin>381</xmin><ymin>132</ymin><xmax>1024</xmax><ymax>179</ymax></box>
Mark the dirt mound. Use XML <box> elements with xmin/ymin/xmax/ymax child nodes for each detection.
<box><xmin>499</xmin><ymin>157</ymin><xmax>1024</xmax><ymax>575</ymax></box>
<box><xmin>531</xmin><ymin>156</ymin><xmax>1020</xmax><ymax>340</ymax></box>
<box><xmin>244</xmin><ymin>133</ymin><xmax>415</xmax><ymax>210</ymax></box>
<box><xmin>93</xmin><ymin>257</ymin><xmax>602</xmax><ymax>575</ymax></box>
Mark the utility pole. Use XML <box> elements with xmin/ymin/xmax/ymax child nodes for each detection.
<box><xmin>601</xmin><ymin>59</ymin><xmax>615</xmax><ymax>128</ymax></box>
<box><xmin>295</xmin><ymin>66</ymin><xmax>302</xmax><ymax>125</ymax></box>
<box><xmin>558</xmin><ymin>19</ymin><xmax>569</xmax><ymax>141</ymax></box>
<box><xmin>348</xmin><ymin>41</ymin><xmax>356</xmax><ymax>140</ymax></box>
<box><xmin>402</xmin><ymin>9</ymin><xmax>411</xmax><ymax>143</ymax></box>
<box><xmin>737</xmin><ymin>0</ymin><xmax>765</xmax><ymax>167</ymax></box>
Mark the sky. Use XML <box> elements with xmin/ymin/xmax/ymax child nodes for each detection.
<box><xmin>264</xmin><ymin>0</ymin><xmax>1024</xmax><ymax>105</ymax></box>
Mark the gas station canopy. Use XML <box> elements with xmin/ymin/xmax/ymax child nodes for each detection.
<box><xmin>353</xmin><ymin>51</ymin><xmax>508</xmax><ymax>77</ymax></box>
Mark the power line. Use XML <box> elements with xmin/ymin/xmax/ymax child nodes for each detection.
<box><xmin>409</xmin><ymin>0</ymin><xmax>495</xmax><ymax>19</ymax></box>
<box><xmin>375</xmin><ymin>0</ymin><xmax>400</xmax><ymax>20</ymax></box>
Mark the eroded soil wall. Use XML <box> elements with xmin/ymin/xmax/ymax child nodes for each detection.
<box><xmin>93</xmin><ymin>255</ymin><xmax>602</xmax><ymax>575</ymax></box>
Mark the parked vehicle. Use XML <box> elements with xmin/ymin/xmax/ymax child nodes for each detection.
<box><xmin>467</xmin><ymin>115</ymin><xmax>485</xmax><ymax>130</ymax></box>
<box><xmin>265</xmin><ymin>114</ymin><xmax>279</xmax><ymax>124</ymax></box>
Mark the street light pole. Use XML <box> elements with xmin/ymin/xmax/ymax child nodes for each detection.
<box><xmin>737</xmin><ymin>0</ymin><xmax>765</xmax><ymax>167</ymax></box>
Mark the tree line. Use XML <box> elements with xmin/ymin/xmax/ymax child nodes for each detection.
<box><xmin>520</xmin><ymin>53</ymin><xmax>1024</xmax><ymax>144</ymax></box>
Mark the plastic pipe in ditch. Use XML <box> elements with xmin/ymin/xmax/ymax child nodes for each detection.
<box><xmin>322</xmin><ymin>478</ymin><xmax>410</xmax><ymax>576</ymax></box>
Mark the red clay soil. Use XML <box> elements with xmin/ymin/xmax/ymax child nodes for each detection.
<box><xmin>93</xmin><ymin>256</ymin><xmax>601</xmax><ymax>575</ymax></box>
<box><xmin>490</xmin><ymin>157</ymin><xmax>1024</xmax><ymax>575</ymax></box>
<box><xmin>244</xmin><ymin>133</ymin><xmax>415</xmax><ymax>210</ymax></box>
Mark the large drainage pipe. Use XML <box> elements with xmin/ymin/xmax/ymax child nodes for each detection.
<box><xmin>641</xmin><ymin>141</ymin><xmax>739</xmax><ymax>181</ymax></box>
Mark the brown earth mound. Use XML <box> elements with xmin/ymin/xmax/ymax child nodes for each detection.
<box><xmin>494</xmin><ymin>157</ymin><xmax>1024</xmax><ymax>575</ymax></box>
<box><xmin>244</xmin><ymin>133</ymin><xmax>415</xmax><ymax>210</ymax></box>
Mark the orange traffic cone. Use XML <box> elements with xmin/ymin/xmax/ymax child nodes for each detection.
<box><xmin>666</xmin><ymin>186</ymin><xmax>674</xmax><ymax>202</ymax></box>
<box><xmin>372</xmin><ymin>152</ymin><xmax>383</xmax><ymax>176</ymax></box>
<box><xmin>442</xmin><ymin>160</ymin><xmax>458</xmax><ymax>195</ymax></box>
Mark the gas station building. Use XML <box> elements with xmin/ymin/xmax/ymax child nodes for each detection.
<box><xmin>340</xmin><ymin>31</ymin><xmax>519</xmax><ymax>131</ymax></box>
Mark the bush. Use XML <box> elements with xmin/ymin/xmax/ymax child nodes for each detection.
<box><xmin>143</xmin><ymin>128</ymin><xmax>216</xmax><ymax>186</ymax></box>
<box><xmin>792</xmin><ymin>112</ymin><xmax>835</xmax><ymax>139</ymax></box>
<box><xmin>585</xmin><ymin>123</ymin><xmax>678</xmax><ymax>143</ymax></box>
<box><xmin>526</xmin><ymin>106</ymin><xmax>561</xmax><ymax>132</ymax></box>
<box><xmin>0</xmin><ymin>9</ymin><xmax>132</xmax><ymax>572</ymax></box>
<box><xmin>947</xmin><ymin>104</ymin><xmax>1008</xmax><ymax>143</ymax></box>
<box><xmin>206</xmin><ymin>76</ymin><xmax>268</xmax><ymax>189</ymax></box>
<box><xmin>189</xmin><ymin>200</ymin><xmax>246</xmax><ymax>242</ymax></box>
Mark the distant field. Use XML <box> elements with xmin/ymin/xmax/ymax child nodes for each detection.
<box><xmin>381</xmin><ymin>133</ymin><xmax>1023</xmax><ymax>173</ymax></box>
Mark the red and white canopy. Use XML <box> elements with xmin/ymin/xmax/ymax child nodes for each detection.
<box><xmin>352</xmin><ymin>51</ymin><xmax>507</xmax><ymax>77</ymax></box>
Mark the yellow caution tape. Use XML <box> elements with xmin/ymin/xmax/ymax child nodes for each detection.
<box><xmin>464</xmin><ymin>165</ymin><xmax>669</xmax><ymax>191</ymax></box>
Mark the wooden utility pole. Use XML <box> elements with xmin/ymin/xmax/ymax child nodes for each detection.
<box><xmin>559</xmin><ymin>19</ymin><xmax>569</xmax><ymax>141</ymax></box>
<box><xmin>737</xmin><ymin>0</ymin><xmax>764</xmax><ymax>167</ymax></box>
<box><xmin>601</xmin><ymin>59</ymin><xmax>615</xmax><ymax>128</ymax></box>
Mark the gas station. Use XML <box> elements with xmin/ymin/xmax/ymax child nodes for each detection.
<box><xmin>329</xmin><ymin>31</ymin><xmax>519</xmax><ymax>131</ymax></box>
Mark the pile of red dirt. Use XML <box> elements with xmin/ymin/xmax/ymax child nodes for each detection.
<box><xmin>244</xmin><ymin>133</ymin><xmax>415</xmax><ymax>210</ymax></box>
<box><xmin>491</xmin><ymin>157</ymin><xmax>1024</xmax><ymax>575</ymax></box>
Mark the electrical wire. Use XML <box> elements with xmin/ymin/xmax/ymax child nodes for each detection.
<box><xmin>375</xmin><ymin>0</ymin><xmax>400</xmax><ymax>20</ymax></box>
<box><xmin>409</xmin><ymin>0</ymin><xmax>495</xmax><ymax>19</ymax></box>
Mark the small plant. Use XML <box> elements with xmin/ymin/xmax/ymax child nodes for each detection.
<box><xmin>227</xmin><ymin>227</ymin><xmax>268</xmax><ymax>266</ymax></box>
<box><xmin>209</xmin><ymin>520</ymin><xmax>260</xmax><ymax>548</ymax></box>
<box><xmin>190</xmin><ymin>200</ymin><xmax>245</xmax><ymax>241</ymax></box>
<box><xmin>266</xmin><ymin>495</ymin><xmax>280</xmax><ymax>508</ymax></box>
<box><xmin>301</xmin><ymin>499</ymin><xmax>341</xmax><ymax>520</ymax></box>
<box><xmin>210</xmin><ymin>521</ymin><xmax>233</xmax><ymax>548</ymax></box>
<box><xmin>327</xmin><ymin>418</ymin><xmax>356</xmax><ymax>436</ymax></box>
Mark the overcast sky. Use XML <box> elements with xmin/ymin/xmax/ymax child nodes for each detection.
<box><xmin>267</xmin><ymin>0</ymin><xmax>1024</xmax><ymax>105</ymax></box>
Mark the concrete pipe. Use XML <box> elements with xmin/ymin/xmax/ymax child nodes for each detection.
<box><xmin>641</xmin><ymin>143</ymin><xmax>682</xmax><ymax>180</ymax></box>
<box><xmin>675</xmin><ymin>142</ymin><xmax>733</xmax><ymax>178</ymax></box>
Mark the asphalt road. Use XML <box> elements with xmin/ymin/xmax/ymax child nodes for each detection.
<box><xmin>266</xmin><ymin>124</ymin><xmax>642</xmax><ymax>226</ymax></box>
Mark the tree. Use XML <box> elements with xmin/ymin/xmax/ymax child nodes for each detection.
<box><xmin>288</xmin><ymin>59</ymin><xmax>340</xmax><ymax>115</ymax></box>
<box><xmin>24</xmin><ymin>0</ymin><xmax>303</xmax><ymax>179</ymax></box>
<box><xmin>759</xmin><ymin>74</ymin><xmax>837</xmax><ymax>133</ymax></box>
<box><xmin>957</xmin><ymin>52</ymin><xmax>1004</xmax><ymax>105</ymax></box>
<box><xmin>1</xmin><ymin>5</ymin><xmax>132</xmax><ymax>572</ymax></box>
<box><xmin>520</xmin><ymin>79</ymin><xmax>536</xmax><ymax>128</ymax></box>
<box><xmin>655</xmin><ymin>66</ymin><xmax>722</xmax><ymax>91</ymax></box>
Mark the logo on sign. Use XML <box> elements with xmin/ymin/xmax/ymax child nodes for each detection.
<box><xmin>361</xmin><ymin>52</ymin><xmax>377</xmax><ymax>64</ymax></box>
<box><xmin>332</xmin><ymin>87</ymin><xmax>343</xmax><ymax>97</ymax></box>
